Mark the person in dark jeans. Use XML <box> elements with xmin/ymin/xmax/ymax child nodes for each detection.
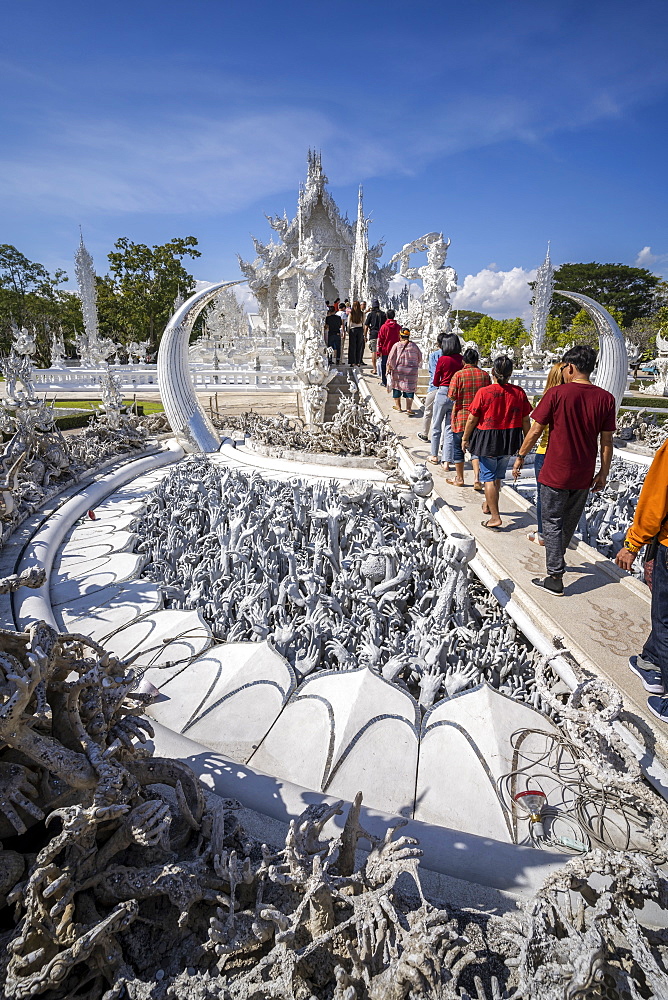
<box><xmin>347</xmin><ymin>300</ymin><xmax>365</xmax><ymax>365</ymax></box>
<box><xmin>324</xmin><ymin>306</ymin><xmax>342</xmax><ymax>364</ymax></box>
<box><xmin>364</xmin><ymin>300</ymin><xmax>386</xmax><ymax>374</ymax></box>
<box><xmin>513</xmin><ymin>345</ymin><xmax>616</xmax><ymax>596</ymax></box>
<box><xmin>616</xmin><ymin>438</ymin><xmax>668</xmax><ymax>722</ymax></box>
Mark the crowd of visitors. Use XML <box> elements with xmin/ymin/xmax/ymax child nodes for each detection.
<box><xmin>322</xmin><ymin>297</ymin><xmax>400</xmax><ymax>373</ymax></box>
<box><xmin>402</xmin><ymin>335</ymin><xmax>616</xmax><ymax>601</ymax></box>
<box><xmin>318</xmin><ymin>297</ymin><xmax>667</xmax><ymax>726</ymax></box>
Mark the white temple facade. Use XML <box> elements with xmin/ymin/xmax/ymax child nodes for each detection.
<box><xmin>238</xmin><ymin>152</ymin><xmax>395</xmax><ymax>339</ymax></box>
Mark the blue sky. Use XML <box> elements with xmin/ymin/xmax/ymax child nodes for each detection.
<box><xmin>1</xmin><ymin>0</ymin><xmax>667</xmax><ymax>319</ymax></box>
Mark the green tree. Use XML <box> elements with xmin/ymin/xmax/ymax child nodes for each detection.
<box><xmin>456</xmin><ymin>310</ymin><xmax>487</xmax><ymax>331</ymax></box>
<box><xmin>551</xmin><ymin>262</ymin><xmax>659</xmax><ymax>328</ymax></box>
<box><xmin>0</xmin><ymin>245</ymin><xmax>79</xmax><ymax>363</ymax></box>
<box><xmin>106</xmin><ymin>237</ymin><xmax>201</xmax><ymax>352</ymax></box>
<box><xmin>465</xmin><ymin>315</ymin><xmax>528</xmax><ymax>355</ymax></box>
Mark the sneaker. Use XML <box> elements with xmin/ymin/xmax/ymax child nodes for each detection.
<box><xmin>629</xmin><ymin>655</ymin><xmax>664</xmax><ymax>694</ymax></box>
<box><xmin>531</xmin><ymin>575</ymin><xmax>564</xmax><ymax>596</ymax></box>
<box><xmin>417</xmin><ymin>433</ymin><xmax>429</xmax><ymax>442</ymax></box>
<box><xmin>647</xmin><ymin>695</ymin><xmax>668</xmax><ymax>723</ymax></box>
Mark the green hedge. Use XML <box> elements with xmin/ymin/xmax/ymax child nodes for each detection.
<box><xmin>622</xmin><ymin>396</ymin><xmax>668</xmax><ymax>410</ymax></box>
<box><xmin>53</xmin><ymin>405</ymin><xmax>145</xmax><ymax>432</ymax></box>
<box><xmin>55</xmin><ymin>413</ymin><xmax>94</xmax><ymax>431</ymax></box>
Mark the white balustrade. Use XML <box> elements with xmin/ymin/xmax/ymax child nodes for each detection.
<box><xmin>30</xmin><ymin>365</ymin><xmax>299</xmax><ymax>393</ymax></box>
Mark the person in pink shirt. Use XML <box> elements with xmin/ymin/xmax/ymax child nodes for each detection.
<box><xmin>377</xmin><ymin>309</ymin><xmax>401</xmax><ymax>387</ymax></box>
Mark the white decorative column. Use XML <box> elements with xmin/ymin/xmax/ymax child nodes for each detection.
<box><xmin>529</xmin><ymin>243</ymin><xmax>554</xmax><ymax>355</ymax></box>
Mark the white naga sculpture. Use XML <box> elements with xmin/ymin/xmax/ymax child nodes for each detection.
<box><xmin>238</xmin><ymin>239</ymin><xmax>290</xmax><ymax>336</ymax></box>
<box><xmin>644</xmin><ymin>325</ymin><xmax>668</xmax><ymax>397</ymax></box>
<box><xmin>390</xmin><ymin>232</ymin><xmax>458</xmax><ymax>349</ymax></box>
<box><xmin>126</xmin><ymin>340</ymin><xmax>150</xmax><ymax>364</ymax></box>
<box><xmin>11</xmin><ymin>324</ymin><xmax>36</xmax><ymax>359</ymax></box>
<box><xmin>278</xmin><ymin>236</ymin><xmax>334</xmax><ymax>425</ymax></box>
<box><xmin>49</xmin><ymin>328</ymin><xmax>66</xmax><ymax>368</ymax></box>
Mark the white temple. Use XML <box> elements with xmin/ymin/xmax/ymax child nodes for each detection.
<box><xmin>238</xmin><ymin>151</ymin><xmax>396</xmax><ymax>337</ymax></box>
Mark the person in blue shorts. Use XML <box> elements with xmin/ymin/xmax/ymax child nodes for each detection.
<box><xmin>461</xmin><ymin>355</ymin><xmax>531</xmax><ymax>530</ymax></box>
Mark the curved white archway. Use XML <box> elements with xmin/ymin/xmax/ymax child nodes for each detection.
<box><xmin>157</xmin><ymin>280</ymin><xmax>245</xmax><ymax>453</ymax></box>
<box><xmin>554</xmin><ymin>289</ymin><xmax>628</xmax><ymax>410</ymax></box>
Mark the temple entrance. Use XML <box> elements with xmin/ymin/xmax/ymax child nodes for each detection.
<box><xmin>323</xmin><ymin>264</ymin><xmax>338</xmax><ymax>304</ymax></box>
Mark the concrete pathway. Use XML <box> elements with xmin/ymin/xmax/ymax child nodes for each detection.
<box><xmin>362</xmin><ymin>373</ymin><xmax>668</xmax><ymax>762</ymax></box>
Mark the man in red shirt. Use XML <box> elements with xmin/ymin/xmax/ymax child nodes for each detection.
<box><xmin>377</xmin><ymin>309</ymin><xmax>401</xmax><ymax>387</ymax></box>
<box><xmin>513</xmin><ymin>345</ymin><xmax>616</xmax><ymax>596</ymax></box>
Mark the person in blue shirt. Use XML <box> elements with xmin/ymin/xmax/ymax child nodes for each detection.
<box><xmin>417</xmin><ymin>332</ymin><xmax>445</xmax><ymax>444</ymax></box>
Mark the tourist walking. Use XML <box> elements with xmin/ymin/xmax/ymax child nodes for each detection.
<box><xmin>324</xmin><ymin>305</ymin><xmax>343</xmax><ymax>364</ymax></box>
<box><xmin>348</xmin><ymin>301</ymin><xmax>365</xmax><ymax>366</ymax></box>
<box><xmin>365</xmin><ymin>300</ymin><xmax>386</xmax><ymax>375</ymax></box>
<box><xmin>447</xmin><ymin>347</ymin><xmax>491</xmax><ymax>488</ymax></box>
<box><xmin>387</xmin><ymin>328</ymin><xmax>422</xmax><ymax>413</ymax></box>
<box><xmin>513</xmin><ymin>345</ymin><xmax>616</xmax><ymax>596</ymax></box>
<box><xmin>616</xmin><ymin>440</ymin><xmax>668</xmax><ymax>720</ymax></box>
<box><xmin>525</xmin><ymin>362</ymin><xmax>565</xmax><ymax>546</ymax></box>
<box><xmin>417</xmin><ymin>332</ymin><xmax>445</xmax><ymax>444</ymax></box>
<box><xmin>462</xmin><ymin>355</ymin><xmax>531</xmax><ymax>529</ymax></box>
<box><xmin>377</xmin><ymin>309</ymin><xmax>401</xmax><ymax>386</ymax></box>
<box><xmin>428</xmin><ymin>334</ymin><xmax>464</xmax><ymax>466</ymax></box>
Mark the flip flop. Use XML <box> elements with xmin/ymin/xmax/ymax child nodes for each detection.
<box><xmin>427</xmin><ymin>456</ymin><xmax>440</xmax><ymax>465</ymax></box>
<box><xmin>393</xmin><ymin>405</ymin><xmax>402</xmax><ymax>411</ymax></box>
<box><xmin>481</xmin><ymin>519</ymin><xmax>503</xmax><ymax>530</ymax></box>
<box><xmin>473</xmin><ymin>482</ymin><xmax>484</xmax><ymax>493</ymax></box>
<box><xmin>446</xmin><ymin>478</ymin><xmax>465</xmax><ymax>486</ymax></box>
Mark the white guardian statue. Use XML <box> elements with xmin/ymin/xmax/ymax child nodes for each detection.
<box><xmin>390</xmin><ymin>232</ymin><xmax>458</xmax><ymax>350</ymax></box>
<box><xmin>278</xmin><ymin>235</ymin><xmax>334</xmax><ymax>426</ymax></box>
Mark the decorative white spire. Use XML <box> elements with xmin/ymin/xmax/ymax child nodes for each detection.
<box><xmin>350</xmin><ymin>185</ymin><xmax>369</xmax><ymax>303</ymax></box>
<box><xmin>529</xmin><ymin>242</ymin><xmax>554</xmax><ymax>354</ymax></box>
<box><xmin>74</xmin><ymin>231</ymin><xmax>99</xmax><ymax>348</ymax></box>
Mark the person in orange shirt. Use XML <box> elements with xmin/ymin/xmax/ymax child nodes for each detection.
<box><xmin>616</xmin><ymin>439</ymin><xmax>668</xmax><ymax>721</ymax></box>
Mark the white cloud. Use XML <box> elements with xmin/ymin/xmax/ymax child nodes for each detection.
<box><xmin>452</xmin><ymin>266</ymin><xmax>537</xmax><ymax>322</ymax></box>
<box><xmin>388</xmin><ymin>275</ymin><xmax>422</xmax><ymax>299</ymax></box>
<box><xmin>233</xmin><ymin>285</ymin><xmax>259</xmax><ymax>313</ymax></box>
<box><xmin>0</xmin><ymin>110</ymin><xmax>337</xmax><ymax>215</ymax></box>
<box><xmin>635</xmin><ymin>246</ymin><xmax>668</xmax><ymax>275</ymax></box>
<box><xmin>635</xmin><ymin>246</ymin><xmax>657</xmax><ymax>267</ymax></box>
<box><xmin>194</xmin><ymin>279</ymin><xmax>258</xmax><ymax>313</ymax></box>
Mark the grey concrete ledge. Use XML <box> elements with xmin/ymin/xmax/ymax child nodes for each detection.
<box><xmin>151</xmin><ymin>720</ymin><xmax>566</xmax><ymax>899</ymax></box>
<box><xmin>12</xmin><ymin>440</ymin><xmax>184</xmax><ymax>631</ymax></box>
<box><xmin>217</xmin><ymin>440</ymin><xmax>390</xmax><ymax>482</ymax></box>
<box><xmin>243</xmin><ymin>437</ymin><xmax>382</xmax><ymax>469</ymax></box>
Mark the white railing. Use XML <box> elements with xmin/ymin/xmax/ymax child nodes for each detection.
<box><xmin>30</xmin><ymin>365</ymin><xmax>300</xmax><ymax>393</ymax></box>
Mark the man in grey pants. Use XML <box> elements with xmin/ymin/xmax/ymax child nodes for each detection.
<box><xmin>512</xmin><ymin>345</ymin><xmax>616</xmax><ymax>596</ymax></box>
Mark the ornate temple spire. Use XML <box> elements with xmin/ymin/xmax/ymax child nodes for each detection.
<box><xmin>529</xmin><ymin>242</ymin><xmax>555</xmax><ymax>354</ymax></box>
<box><xmin>74</xmin><ymin>231</ymin><xmax>100</xmax><ymax>349</ymax></box>
<box><xmin>350</xmin><ymin>185</ymin><xmax>370</xmax><ymax>303</ymax></box>
<box><xmin>306</xmin><ymin>148</ymin><xmax>326</xmax><ymax>190</ymax></box>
